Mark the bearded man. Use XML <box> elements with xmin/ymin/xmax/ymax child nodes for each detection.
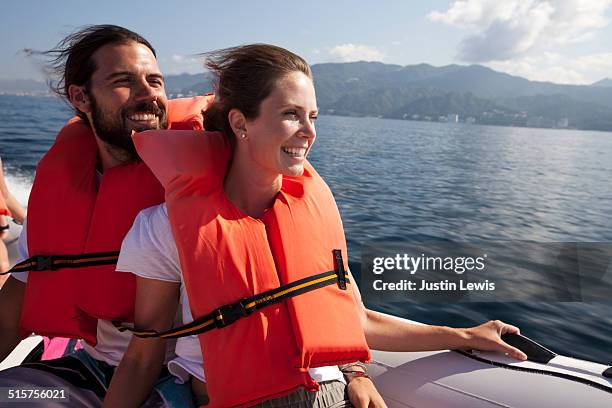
<box><xmin>0</xmin><ymin>25</ymin><xmax>210</xmax><ymax>407</ymax></box>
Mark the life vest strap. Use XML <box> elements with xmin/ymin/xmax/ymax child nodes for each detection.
<box><xmin>2</xmin><ymin>251</ymin><xmax>120</xmax><ymax>275</ymax></box>
<box><xmin>115</xmin><ymin>249</ymin><xmax>351</xmax><ymax>339</ymax></box>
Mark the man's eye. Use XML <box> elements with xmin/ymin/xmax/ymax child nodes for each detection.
<box><xmin>310</xmin><ymin>115</ymin><xmax>318</xmax><ymax>122</ymax></box>
<box><xmin>114</xmin><ymin>78</ymin><xmax>132</xmax><ymax>85</ymax></box>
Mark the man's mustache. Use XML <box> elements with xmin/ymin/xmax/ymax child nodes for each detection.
<box><xmin>125</xmin><ymin>102</ymin><xmax>165</xmax><ymax>116</ymax></box>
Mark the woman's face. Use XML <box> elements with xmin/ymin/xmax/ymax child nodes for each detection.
<box><xmin>244</xmin><ymin>71</ymin><xmax>318</xmax><ymax>178</ymax></box>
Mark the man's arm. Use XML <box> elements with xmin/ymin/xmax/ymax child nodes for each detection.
<box><xmin>0</xmin><ymin>276</ymin><xmax>26</xmax><ymax>362</ymax></box>
<box><xmin>103</xmin><ymin>276</ymin><xmax>179</xmax><ymax>408</ymax></box>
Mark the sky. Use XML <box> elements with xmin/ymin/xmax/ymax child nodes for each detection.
<box><xmin>1</xmin><ymin>0</ymin><xmax>611</xmax><ymax>85</ymax></box>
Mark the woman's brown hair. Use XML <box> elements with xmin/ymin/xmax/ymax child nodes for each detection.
<box><xmin>203</xmin><ymin>44</ymin><xmax>312</xmax><ymax>139</ymax></box>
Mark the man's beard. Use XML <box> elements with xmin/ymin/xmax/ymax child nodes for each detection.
<box><xmin>90</xmin><ymin>97</ymin><xmax>169</xmax><ymax>162</ymax></box>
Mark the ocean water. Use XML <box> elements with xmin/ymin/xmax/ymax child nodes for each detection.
<box><xmin>1</xmin><ymin>95</ymin><xmax>610</xmax><ymax>365</ymax></box>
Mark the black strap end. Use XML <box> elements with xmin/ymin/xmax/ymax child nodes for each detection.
<box><xmin>333</xmin><ymin>249</ymin><xmax>347</xmax><ymax>290</ymax></box>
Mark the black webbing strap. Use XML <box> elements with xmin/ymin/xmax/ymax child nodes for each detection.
<box><xmin>1</xmin><ymin>251</ymin><xmax>120</xmax><ymax>275</ymax></box>
<box><xmin>115</xmin><ymin>249</ymin><xmax>350</xmax><ymax>339</ymax></box>
<box><xmin>454</xmin><ymin>350</ymin><xmax>612</xmax><ymax>395</ymax></box>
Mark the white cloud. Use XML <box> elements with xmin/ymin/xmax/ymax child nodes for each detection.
<box><xmin>429</xmin><ymin>1</ymin><xmax>518</xmax><ymax>27</ymax></box>
<box><xmin>328</xmin><ymin>44</ymin><xmax>384</xmax><ymax>62</ymax></box>
<box><xmin>429</xmin><ymin>0</ymin><xmax>612</xmax><ymax>62</ymax></box>
<box><xmin>487</xmin><ymin>52</ymin><xmax>612</xmax><ymax>84</ymax></box>
<box><xmin>576</xmin><ymin>52</ymin><xmax>612</xmax><ymax>71</ymax></box>
<box><xmin>162</xmin><ymin>54</ymin><xmax>204</xmax><ymax>75</ymax></box>
<box><xmin>170</xmin><ymin>54</ymin><xmax>201</xmax><ymax>64</ymax></box>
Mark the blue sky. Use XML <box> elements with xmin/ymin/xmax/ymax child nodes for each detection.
<box><xmin>2</xmin><ymin>0</ymin><xmax>611</xmax><ymax>85</ymax></box>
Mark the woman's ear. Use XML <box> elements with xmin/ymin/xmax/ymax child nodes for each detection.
<box><xmin>68</xmin><ymin>84</ymin><xmax>92</xmax><ymax>114</ymax></box>
<box><xmin>228</xmin><ymin>109</ymin><xmax>248</xmax><ymax>140</ymax></box>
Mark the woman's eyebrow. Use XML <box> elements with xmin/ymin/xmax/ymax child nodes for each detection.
<box><xmin>278</xmin><ymin>103</ymin><xmax>318</xmax><ymax>112</ymax></box>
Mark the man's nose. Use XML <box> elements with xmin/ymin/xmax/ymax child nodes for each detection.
<box><xmin>134</xmin><ymin>78</ymin><xmax>162</xmax><ymax>102</ymax></box>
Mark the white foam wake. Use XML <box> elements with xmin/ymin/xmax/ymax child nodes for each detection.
<box><xmin>4</xmin><ymin>173</ymin><xmax>32</xmax><ymax>207</ymax></box>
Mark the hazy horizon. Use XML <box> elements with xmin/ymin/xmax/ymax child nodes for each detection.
<box><xmin>1</xmin><ymin>61</ymin><xmax>610</xmax><ymax>89</ymax></box>
<box><xmin>1</xmin><ymin>1</ymin><xmax>611</xmax><ymax>86</ymax></box>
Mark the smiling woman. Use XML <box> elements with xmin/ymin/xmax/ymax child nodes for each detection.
<box><xmin>106</xmin><ymin>43</ymin><xmax>526</xmax><ymax>408</ymax></box>
<box><xmin>106</xmin><ymin>44</ymin><xmax>380</xmax><ymax>408</ymax></box>
<box><xmin>234</xmin><ymin>71</ymin><xmax>318</xmax><ymax>178</ymax></box>
<box><xmin>205</xmin><ymin>45</ymin><xmax>319</xmax><ymax>217</ymax></box>
<box><xmin>223</xmin><ymin>71</ymin><xmax>318</xmax><ymax>217</ymax></box>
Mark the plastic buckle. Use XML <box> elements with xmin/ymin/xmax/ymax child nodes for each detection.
<box><xmin>333</xmin><ymin>249</ymin><xmax>347</xmax><ymax>290</ymax></box>
<box><xmin>213</xmin><ymin>299</ymin><xmax>249</xmax><ymax>329</ymax></box>
<box><xmin>34</xmin><ymin>255</ymin><xmax>56</xmax><ymax>271</ymax></box>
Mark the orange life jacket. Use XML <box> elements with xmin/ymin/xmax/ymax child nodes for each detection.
<box><xmin>20</xmin><ymin>95</ymin><xmax>214</xmax><ymax>344</ymax></box>
<box><xmin>134</xmin><ymin>130</ymin><xmax>370</xmax><ymax>407</ymax></box>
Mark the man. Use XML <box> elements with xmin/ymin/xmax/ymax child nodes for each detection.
<box><xmin>0</xmin><ymin>25</ymin><xmax>210</xmax><ymax>407</ymax></box>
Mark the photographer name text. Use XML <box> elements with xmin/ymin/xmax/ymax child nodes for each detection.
<box><xmin>372</xmin><ymin>279</ymin><xmax>496</xmax><ymax>291</ymax></box>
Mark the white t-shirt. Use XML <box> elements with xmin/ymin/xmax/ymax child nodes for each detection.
<box><xmin>116</xmin><ymin>203</ymin><xmax>345</xmax><ymax>385</ymax></box>
<box><xmin>13</xmin><ymin>221</ymin><xmax>176</xmax><ymax>367</ymax></box>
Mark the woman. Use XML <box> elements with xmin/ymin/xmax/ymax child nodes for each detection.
<box><xmin>105</xmin><ymin>44</ymin><xmax>526</xmax><ymax>408</ymax></box>
<box><xmin>0</xmin><ymin>156</ymin><xmax>26</xmax><ymax>287</ymax></box>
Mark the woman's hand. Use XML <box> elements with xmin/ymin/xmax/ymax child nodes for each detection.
<box><xmin>347</xmin><ymin>377</ymin><xmax>387</xmax><ymax>408</ymax></box>
<box><xmin>461</xmin><ymin>320</ymin><xmax>527</xmax><ymax>360</ymax></box>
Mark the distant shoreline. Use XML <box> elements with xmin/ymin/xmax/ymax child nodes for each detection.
<box><xmin>0</xmin><ymin>91</ymin><xmax>53</xmax><ymax>97</ymax></box>
<box><xmin>2</xmin><ymin>93</ymin><xmax>611</xmax><ymax>134</ymax></box>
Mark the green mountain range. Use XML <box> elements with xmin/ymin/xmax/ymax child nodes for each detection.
<box><xmin>162</xmin><ymin>62</ymin><xmax>612</xmax><ymax>131</ymax></box>
<box><xmin>4</xmin><ymin>63</ymin><xmax>612</xmax><ymax>131</ymax></box>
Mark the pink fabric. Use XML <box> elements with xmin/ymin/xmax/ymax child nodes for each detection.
<box><xmin>41</xmin><ymin>337</ymin><xmax>82</xmax><ymax>360</ymax></box>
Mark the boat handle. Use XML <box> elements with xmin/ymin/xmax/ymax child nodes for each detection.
<box><xmin>501</xmin><ymin>333</ymin><xmax>556</xmax><ymax>364</ymax></box>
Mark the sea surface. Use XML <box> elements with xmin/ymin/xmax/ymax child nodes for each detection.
<box><xmin>1</xmin><ymin>95</ymin><xmax>610</xmax><ymax>365</ymax></box>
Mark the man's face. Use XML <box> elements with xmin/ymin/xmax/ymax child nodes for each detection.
<box><xmin>84</xmin><ymin>42</ymin><xmax>169</xmax><ymax>159</ymax></box>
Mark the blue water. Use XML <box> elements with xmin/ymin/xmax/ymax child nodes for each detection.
<box><xmin>1</xmin><ymin>95</ymin><xmax>610</xmax><ymax>365</ymax></box>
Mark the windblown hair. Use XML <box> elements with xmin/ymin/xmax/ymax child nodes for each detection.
<box><xmin>40</xmin><ymin>25</ymin><xmax>155</xmax><ymax>121</ymax></box>
<box><xmin>203</xmin><ymin>44</ymin><xmax>313</xmax><ymax>139</ymax></box>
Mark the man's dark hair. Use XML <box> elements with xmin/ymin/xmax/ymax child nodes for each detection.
<box><xmin>42</xmin><ymin>25</ymin><xmax>156</xmax><ymax>121</ymax></box>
